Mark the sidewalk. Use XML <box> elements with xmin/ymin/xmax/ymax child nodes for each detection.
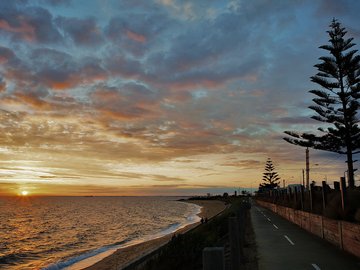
<box><xmin>251</xmin><ymin>203</ymin><xmax>360</xmax><ymax>270</ymax></box>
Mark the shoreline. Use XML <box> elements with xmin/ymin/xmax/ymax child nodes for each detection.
<box><xmin>76</xmin><ymin>199</ymin><xmax>227</xmax><ymax>270</ymax></box>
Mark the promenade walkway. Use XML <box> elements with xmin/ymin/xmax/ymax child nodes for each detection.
<box><xmin>251</xmin><ymin>203</ymin><xmax>360</xmax><ymax>270</ymax></box>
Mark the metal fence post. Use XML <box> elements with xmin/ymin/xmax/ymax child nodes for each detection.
<box><xmin>321</xmin><ymin>181</ymin><xmax>327</xmax><ymax>211</ymax></box>
<box><xmin>300</xmin><ymin>185</ymin><xmax>304</xmax><ymax>211</ymax></box>
<box><xmin>309</xmin><ymin>183</ymin><xmax>314</xmax><ymax>212</ymax></box>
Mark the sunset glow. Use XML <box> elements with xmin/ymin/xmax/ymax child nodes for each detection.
<box><xmin>0</xmin><ymin>1</ymin><xmax>359</xmax><ymax>196</ymax></box>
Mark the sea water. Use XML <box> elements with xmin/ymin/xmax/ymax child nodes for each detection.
<box><xmin>0</xmin><ymin>196</ymin><xmax>201</xmax><ymax>269</ymax></box>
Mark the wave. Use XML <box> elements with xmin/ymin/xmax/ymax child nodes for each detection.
<box><xmin>41</xmin><ymin>226</ymin><xmax>182</xmax><ymax>270</ymax></box>
<box><xmin>149</xmin><ymin>222</ymin><xmax>182</xmax><ymax>239</ymax></box>
<box><xmin>42</xmin><ymin>201</ymin><xmax>202</xmax><ymax>270</ymax></box>
<box><xmin>0</xmin><ymin>251</ymin><xmax>40</xmax><ymax>266</ymax></box>
<box><xmin>42</xmin><ymin>244</ymin><xmax>120</xmax><ymax>270</ymax></box>
<box><xmin>0</xmin><ymin>252</ymin><xmax>28</xmax><ymax>265</ymax></box>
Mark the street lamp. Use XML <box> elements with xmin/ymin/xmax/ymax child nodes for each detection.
<box><xmin>304</xmin><ymin>163</ymin><xmax>319</xmax><ymax>189</ymax></box>
<box><xmin>305</xmin><ymin>148</ymin><xmax>319</xmax><ymax>189</ymax></box>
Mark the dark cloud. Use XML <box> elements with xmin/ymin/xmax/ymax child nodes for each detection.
<box><xmin>105</xmin><ymin>10</ymin><xmax>172</xmax><ymax>56</ymax></box>
<box><xmin>105</xmin><ymin>53</ymin><xmax>143</xmax><ymax>78</ymax></box>
<box><xmin>0</xmin><ymin>4</ymin><xmax>62</xmax><ymax>43</ymax></box>
<box><xmin>56</xmin><ymin>16</ymin><xmax>104</xmax><ymax>47</ymax></box>
<box><xmin>90</xmin><ymin>82</ymin><xmax>160</xmax><ymax>120</ymax></box>
<box><xmin>28</xmin><ymin>48</ymin><xmax>107</xmax><ymax>90</ymax></box>
<box><xmin>275</xmin><ymin>116</ymin><xmax>317</xmax><ymax>125</ymax></box>
<box><xmin>0</xmin><ymin>46</ymin><xmax>16</xmax><ymax>64</ymax></box>
<box><xmin>38</xmin><ymin>0</ymin><xmax>72</xmax><ymax>6</ymax></box>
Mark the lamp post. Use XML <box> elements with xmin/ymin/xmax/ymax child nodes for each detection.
<box><xmin>303</xmin><ymin>163</ymin><xmax>319</xmax><ymax>190</ymax></box>
<box><xmin>302</xmin><ymin>169</ymin><xmax>305</xmax><ymax>187</ymax></box>
<box><xmin>306</xmin><ymin>147</ymin><xmax>309</xmax><ymax>190</ymax></box>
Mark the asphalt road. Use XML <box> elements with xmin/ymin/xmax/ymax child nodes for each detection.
<box><xmin>251</xmin><ymin>203</ymin><xmax>360</xmax><ymax>270</ymax></box>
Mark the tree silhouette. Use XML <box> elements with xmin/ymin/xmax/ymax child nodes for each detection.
<box><xmin>284</xmin><ymin>19</ymin><xmax>360</xmax><ymax>188</ymax></box>
<box><xmin>260</xmin><ymin>158</ymin><xmax>280</xmax><ymax>189</ymax></box>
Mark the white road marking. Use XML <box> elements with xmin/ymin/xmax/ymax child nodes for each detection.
<box><xmin>284</xmin><ymin>235</ymin><xmax>295</xmax><ymax>245</ymax></box>
<box><xmin>267</xmin><ymin>218</ymin><xmax>271</xmax><ymax>221</ymax></box>
<box><xmin>273</xmin><ymin>224</ymin><xmax>279</xmax><ymax>229</ymax></box>
<box><xmin>311</xmin><ymin>263</ymin><xmax>321</xmax><ymax>270</ymax></box>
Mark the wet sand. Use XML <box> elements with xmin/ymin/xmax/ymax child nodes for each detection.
<box><xmin>82</xmin><ymin>200</ymin><xmax>227</xmax><ymax>270</ymax></box>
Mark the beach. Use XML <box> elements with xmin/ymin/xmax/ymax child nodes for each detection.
<box><xmin>82</xmin><ymin>200</ymin><xmax>227</xmax><ymax>270</ymax></box>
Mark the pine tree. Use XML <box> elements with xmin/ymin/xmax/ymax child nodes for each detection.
<box><xmin>260</xmin><ymin>158</ymin><xmax>280</xmax><ymax>189</ymax></box>
<box><xmin>284</xmin><ymin>19</ymin><xmax>360</xmax><ymax>188</ymax></box>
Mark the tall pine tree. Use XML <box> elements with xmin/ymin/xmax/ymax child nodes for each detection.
<box><xmin>284</xmin><ymin>19</ymin><xmax>360</xmax><ymax>188</ymax></box>
<box><xmin>260</xmin><ymin>158</ymin><xmax>280</xmax><ymax>190</ymax></box>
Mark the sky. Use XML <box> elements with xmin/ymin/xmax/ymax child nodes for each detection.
<box><xmin>0</xmin><ymin>0</ymin><xmax>359</xmax><ymax>196</ymax></box>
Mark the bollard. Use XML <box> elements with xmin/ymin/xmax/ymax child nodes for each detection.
<box><xmin>203</xmin><ymin>247</ymin><xmax>225</xmax><ymax>270</ymax></box>
<box><xmin>229</xmin><ymin>217</ymin><xmax>241</xmax><ymax>270</ymax></box>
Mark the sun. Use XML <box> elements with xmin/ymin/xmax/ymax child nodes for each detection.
<box><xmin>21</xmin><ymin>190</ymin><xmax>29</xmax><ymax>196</ymax></box>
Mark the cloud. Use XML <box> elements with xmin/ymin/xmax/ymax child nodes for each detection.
<box><xmin>0</xmin><ymin>46</ymin><xmax>14</xmax><ymax>61</ymax></box>
<box><xmin>56</xmin><ymin>16</ymin><xmax>104</xmax><ymax>47</ymax></box>
<box><xmin>105</xmin><ymin>53</ymin><xmax>143</xmax><ymax>78</ymax></box>
<box><xmin>39</xmin><ymin>0</ymin><xmax>72</xmax><ymax>6</ymax></box>
<box><xmin>126</xmin><ymin>30</ymin><xmax>146</xmax><ymax>43</ymax></box>
<box><xmin>0</xmin><ymin>78</ymin><xmax>6</xmax><ymax>92</ymax></box>
<box><xmin>91</xmin><ymin>82</ymin><xmax>160</xmax><ymax>120</ymax></box>
<box><xmin>0</xmin><ymin>0</ymin><xmax>359</xmax><ymax>195</ymax></box>
<box><xmin>0</xmin><ymin>4</ymin><xmax>63</xmax><ymax>43</ymax></box>
<box><xmin>26</xmin><ymin>48</ymin><xmax>106</xmax><ymax>90</ymax></box>
<box><xmin>221</xmin><ymin>159</ymin><xmax>263</xmax><ymax>169</ymax></box>
<box><xmin>14</xmin><ymin>91</ymin><xmax>51</xmax><ymax>109</ymax></box>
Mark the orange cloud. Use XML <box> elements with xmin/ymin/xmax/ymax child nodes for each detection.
<box><xmin>98</xmin><ymin>109</ymin><xmax>144</xmax><ymax>120</ymax></box>
<box><xmin>169</xmin><ymin>79</ymin><xmax>224</xmax><ymax>91</ymax></box>
<box><xmin>43</xmin><ymin>69</ymin><xmax>107</xmax><ymax>90</ymax></box>
<box><xmin>126</xmin><ymin>30</ymin><xmax>147</xmax><ymax>43</ymax></box>
<box><xmin>0</xmin><ymin>19</ymin><xmax>36</xmax><ymax>42</ymax></box>
<box><xmin>92</xmin><ymin>89</ymin><xmax>123</xmax><ymax>102</ymax></box>
<box><xmin>0</xmin><ymin>80</ymin><xmax>6</xmax><ymax>92</ymax></box>
<box><xmin>49</xmin><ymin>81</ymin><xmax>76</xmax><ymax>90</ymax></box>
<box><xmin>15</xmin><ymin>93</ymin><xmax>52</xmax><ymax>110</ymax></box>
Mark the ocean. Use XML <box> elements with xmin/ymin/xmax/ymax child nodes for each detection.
<box><xmin>0</xmin><ymin>196</ymin><xmax>201</xmax><ymax>270</ymax></box>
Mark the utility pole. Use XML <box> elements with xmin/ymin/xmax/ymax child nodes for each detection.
<box><xmin>306</xmin><ymin>147</ymin><xmax>310</xmax><ymax>190</ymax></box>
<box><xmin>302</xmin><ymin>169</ymin><xmax>305</xmax><ymax>187</ymax></box>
